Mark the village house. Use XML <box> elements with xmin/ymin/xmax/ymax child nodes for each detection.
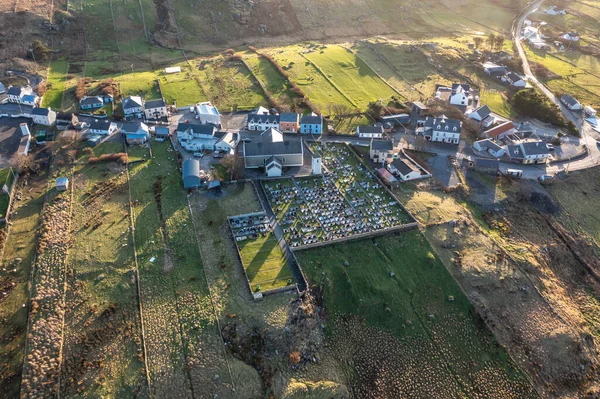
<box><xmin>388</xmin><ymin>157</ymin><xmax>424</xmax><ymax>182</ymax></box>
<box><xmin>473</xmin><ymin>139</ymin><xmax>506</xmax><ymax>158</ymax></box>
<box><xmin>560</xmin><ymin>94</ymin><xmax>582</xmax><ymax>111</ymax></box>
<box><xmin>484</xmin><ymin>121</ymin><xmax>515</xmax><ymax>139</ymax></box>
<box><xmin>300</xmin><ymin>114</ymin><xmax>323</xmax><ymax>135</ymax></box>
<box><xmin>21</xmin><ymin>94</ymin><xmax>39</xmax><ymax>107</ymax></box>
<box><xmin>154</xmin><ymin>126</ymin><xmax>170</xmax><ymax>140</ymax></box>
<box><xmin>584</xmin><ymin>106</ymin><xmax>596</xmax><ymax>117</ymax></box>
<box><xmin>279</xmin><ymin>113</ymin><xmax>300</xmax><ymax>133</ymax></box>
<box><xmin>213</xmin><ymin>131</ymin><xmax>240</xmax><ymax>155</ymax></box>
<box><xmin>31</xmin><ymin>107</ymin><xmax>56</xmax><ymax>126</ymax></box>
<box><xmin>247</xmin><ymin>113</ymin><xmax>279</xmax><ymax>131</ymax></box>
<box><xmin>56</xmin><ymin>177</ymin><xmax>69</xmax><ymax>192</ymax></box>
<box><xmin>7</xmin><ymin>86</ymin><xmax>34</xmax><ymax>104</ymax></box>
<box><xmin>468</xmin><ymin>105</ymin><xmax>495</xmax><ymax>128</ymax></box>
<box><xmin>243</xmin><ymin>128</ymin><xmax>303</xmax><ymax>176</ymax></box>
<box><xmin>121</xmin><ymin>122</ymin><xmax>150</xmax><ymax>145</ymax></box>
<box><xmin>89</xmin><ymin>119</ymin><xmax>118</xmax><ymax>135</ymax></box>
<box><xmin>483</xmin><ymin>62</ymin><xmax>509</xmax><ymax>77</ymax></box>
<box><xmin>450</xmin><ymin>83</ymin><xmax>472</xmax><ymax>107</ymax></box>
<box><xmin>182</xmin><ymin>159</ymin><xmax>202</xmax><ymax>189</ymax></box>
<box><xmin>144</xmin><ymin>98</ymin><xmax>168</xmax><ymax>120</ymax></box>
<box><xmin>505</xmin><ymin>72</ymin><xmax>527</xmax><ymax>87</ymax></box>
<box><xmin>195</xmin><ymin>101</ymin><xmax>221</xmax><ymax>127</ymax></box>
<box><xmin>177</xmin><ymin>122</ymin><xmax>218</xmax><ymax>151</ymax></box>
<box><xmin>122</xmin><ymin>96</ymin><xmax>144</xmax><ymax>118</ymax></box>
<box><xmin>506</xmin><ymin>141</ymin><xmax>550</xmax><ymax>164</ymax></box>
<box><xmin>357</xmin><ymin>125</ymin><xmax>384</xmax><ymax>139</ymax></box>
<box><xmin>79</xmin><ymin>96</ymin><xmax>104</xmax><ymax>110</ymax></box>
<box><xmin>369</xmin><ymin>140</ymin><xmax>394</xmax><ymax>164</ymax></box>
<box><xmin>420</xmin><ymin>116</ymin><xmax>462</xmax><ymax>144</ymax></box>
<box><xmin>561</xmin><ymin>32</ymin><xmax>580</xmax><ymax>42</ymax></box>
<box><xmin>56</xmin><ymin>113</ymin><xmax>78</xmax><ymax>131</ymax></box>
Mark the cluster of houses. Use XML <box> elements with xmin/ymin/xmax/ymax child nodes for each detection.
<box><xmin>483</xmin><ymin>63</ymin><xmax>527</xmax><ymax>87</ymax></box>
<box><xmin>176</xmin><ymin>122</ymin><xmax>238</xmax><ymax>155</ymax></box>
<box><xmin>246</xmin><ymin>106</ymin><xmax>323</xmax><ymax>135</ymax></box>
<box><xmin>368</xmin><ymin>139</ymin><xmax>430</xmax><ymax>183</ymax></box>
<box><xmin>6</xmin><ymin>85</ymin><xmax>40</xmax><ymax>107</ymax></box>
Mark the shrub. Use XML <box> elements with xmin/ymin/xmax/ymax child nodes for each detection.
<box><xmin>289</xmin><ymin>351</ymin><xmax>301</xmax><ymax>365</ymax></box>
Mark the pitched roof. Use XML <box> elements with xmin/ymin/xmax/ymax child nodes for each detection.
<box><xmin>122</xmin><ymin>96</ymin><xmax>143</xmax><ymax>110</ymax></box>
<box><xmin>80</xmin><ymin>96</ymin><xmax>103</xmax><ymax>105</ymax></box>
<box><xmin>121</xmin><ymin>122</ymin><xmax>149</xmax><ymax>134</ymax></box>
<box><xmin>370</xmin><ymin>140</ymin><xmax>393</xmax><ymax>151</ymax></box>
<box><xmin>252</xmin><ymin>106</ymin><xmax>270</xmax><ymax>115</ymax></box>
<box><xmin>357</xmin><ymin>125</ymin><xmax>384</xmax><ymax>134</ymax></box>
<box><xmin>145</xmin><ymin>98</ymin><xmax>166</xmax><ymax>109</ymax></box>
<box><xmin>248</xmin><ymin>114</ymin><xmax>279</xmax><ymax>123</ymax></box>
<box><xmin>560</xmin><ymin>94</ymin><xmax>580</xmax><ymax>107</ymax></box>
<box><xmin>484</xmin><ymin>121</ymin><xmax>515</xmax><ymax>138</ymax></box>
<box><xmin>506</xmin><ymin>72</ymin><xmax>524</xmax><ymax>83</ymax></box>
<box><xmin>472</xmin><ymin>105</ymin><xmax>492</xmax><ymax>119</ymax></box>
<box><xmin>377</xmin><ymin>168</ymin><xmax>398</xmax><ymax>184</ymax></box>
<box><xmin>32</xmin><ymin>107</ymin><xmax>50</xmax><ymax>116</ymax></box>
<box><xmin>412</xmin><ymin>101</ymin><xmax>428</xmax><ymax>110</ymax></box>
<box><xmin>177</xmin><ymin>122</ymin><xmax>215</xmax><ymax>136</ymax></box>
<box><xmin>424</xmin><ymin>116</ymin><xmax>462</xmax><ymax>133</ymax></box>
<box><xmin>521</xmin><ymin>141</ymin><xmax>549</xmax><ymax>156</ymax></box>
<box><xmin>474</xmin><ymin>158</ymin><xmax>500</xmax><ymax>169</ymax></box>
<box><xmin>90</xmin><ymin>119</ymin><xmax>113</xmax><ymax>130</ymax></box>
<box><xmin>392</xmin><ymin>158</ymin><xmax>420</xmax><ymax>176</ymax></box>
<box><xmin>244</xmin><ymin>128</ymin><xmax>302</xmax><ymax>157</ymax></box>
<box><xmin>451</xmin><ymin>83</ymin><xmax>470</xmax><ymax>94</ymax></box>
<box><xmin>7</xmin><ymin>86</ymin><xmax>22</xmax><ymax>96</ymax></box>
<box><xmin>300</xmin><ymin>114</ymin><xmax>322</xmax><ymax>125</ymax></box>
<box><xmin>279</xmin><ymin>112</ymin><xmax>299</xmax><ymax>123</ymax></box>
<box><xmin>155</xmin><ymin>126</ymin><xmax>170</xmax><ymax>136</ymax></box>
<box><xmin>474</xmin><ymin>139</ymin><xmax>503</xmax><ymax>152</ymax></box>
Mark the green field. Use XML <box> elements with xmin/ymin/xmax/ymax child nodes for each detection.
<box><xmin>159</xmin><ymin>66</ymin><xmax>207</xmax><ymax>107</ymax></box>
<box><xmin>480</xmin><ymin>89</ymin><xmax>513</xmax><ymax>118</ymax></box>
<box><xmin>265</xmin><ymin>45</ymin><xmax>354</xmax><ymax>110</ymax></box>
<box><xmin>128</xmin><ymin>141</ymin><xmax>232</xmax><ymax>397</ymax></box>
<box><xmin>243</xmin><ymin>53</ymin><xmax>301</xmax><ymax>107</ymax></box>
<box><xmin>297</xmin><ymin>232</ymin><xmax>538</xmax><ymax>398</ymax></box>
<box><xmin>238</xmin><ymin>235</ymin><xmax>293</xmax><ymax>292</ymax></box>
<box><xmin>196</xmin><ymin>57</ymin><xmax>268</xmax><ymax>110</ymax></box>
<box><xmin>43</xmin><ymin>59</ymin><xmax>69</xmax><ymax>109</ymax></box>
<box><xmin>303</xmin><ymin>45</ymin><xmax>398</xmax><ymax>108</ymax></box>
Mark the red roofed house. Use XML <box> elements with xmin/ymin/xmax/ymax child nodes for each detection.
<box><xmin>484</xmin><ymin>121</ymin><xmax>515</xmax><ymax>139</ymax></box>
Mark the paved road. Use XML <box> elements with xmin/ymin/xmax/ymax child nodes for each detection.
<box><xmin>512</xmin><ymin>0</ymin><xmax>600</xmax><ymax>177</ymax></box>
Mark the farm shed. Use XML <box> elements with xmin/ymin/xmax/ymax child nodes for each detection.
<box><xmin>182</xmin><ymin>159</ymin><xmax>202</xmax><ymax>189</ymax></box>
<box><xmin>56</xmin><ymin>177</ymin><xmax>69</xmax><ymax>191</ymax></box>
<box><xmin>207</xmin><ymin>180</ymin><xmax>221</xmax><ymax>191</ymax></box>
<box><xmin>155</xmin><ymin>126</ymin><xmax>170</xmax><ymax>139</ymax></box>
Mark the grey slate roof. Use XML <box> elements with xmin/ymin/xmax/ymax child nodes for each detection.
<box><xmin>521</xmin><ymin>141</ymin><xmax>549</xmax><ymax>156</ymax></box>
<box><xmin>392</xmin><ymin>158</ymin><xmax>419</xmax><ymax>176</ymax></box>
<box><xmin>451</xmin><ymin>83</ymin><xmax>470</xmax><ymax>94</ymax></box>
<box><xmin>244</xmin><ymin>129</ymin><xmax>303</xmax><ymax>157</ymax></box>
<box><xmin>7</xmin><ymin>86</ymin><xmax>22</xmax><ymax>96</ymax></box>
<box><xmin>145</xmin><ymin>98</ymin><xmax>166</xmax><ymax>109</ymax></box>
<box><xmin>472</xmin><ymin>105</ymin><xmax>492</xmax><ymax>119</ymax></box>
<box><xmin>155</xmin><ymin>126</ymin><xmax>170</xmax><ymax>136</ymax></box>
<box><xmin>300</xmin><ymin>115</ymin><xmax>322</xmax><ymax>125</ymax></box>
<box><xmin>177</xmin><ymin>122</ymin><xmax>215</xmax><ymax>136</ymax></box>
<box><xmin>370</xmin><ymin>140</ymin><xmax>393</xmax><ymax>151</ymax></box>
<box><xmin>90</xmin><ymin>119</ymin><xmax>112</xmax><ymax>130</ymax></box>
<box><xmin>358</xmin><ymin>125</ymin><xmax>384</xmax><ymax>134</ymax></box>
<box><xmin>561</xmin><ymin>94</ymin><xmax>579</xmax><ymax>107</ymax></box>
<box><xmin>80</xmin><ymin>96</ymin><xmax>103</xmax><ymax>106</ymax></box>
<box><xmin>424</xmin><ymin>116</ymin><xmax>462</xmax><ymax>133</ymax></box>
<box><xmin>279</xmin><ymin>113</ymin><xmax>299</xmax><ymax>123</ymax></box>
<box><xmin>248</xmin><ymin>114</ymin><xmax>279</xmax><ymax>123</ymax></box>
<box><xmin>32</xmin><ymin>107</ymin><xmax>50</xmax><ymax>116</ymax></box>
<box><xmin>475</xmin><ymin>158</ymin><xmax>500</xmax><ymax>169</ymax></box>
<box><xmin>506</xmin><ymin>72</ymin><xmax>523</xmax><ymax>83</ymax></box>
<box><xmin>122</xmin><ymin>96</ymin><xmax>143</xmax><ymax>110</ymax></box>
<box><xmin>121</xmin><ymin>122</ymin><xmax>147</xmax><ymax>134</ymax></box>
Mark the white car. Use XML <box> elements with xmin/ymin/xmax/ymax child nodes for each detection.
<box><xmin>193</xmin><ymin>152</ymin><xmax>204</xmax><ymax>158</ymax></box>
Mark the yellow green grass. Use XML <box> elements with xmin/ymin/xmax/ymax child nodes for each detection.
<box><xmin>43</xmin><ymin>59</ymin><xmax>69</xmax><ymax>110</ymax></box>
<box><xmin>158</xmin><ymin>66</ymin><xmax>207</xmax><ymax>106</ymax></box>
<box><xmin>238</xmin><ymin>234</ymin><xmax>293</xmax><ymax>292</ymax></box>
<box><xmin>480</xmin><ymin>89</ymin><xmax>513</xmax><ymax>118</ymax></box>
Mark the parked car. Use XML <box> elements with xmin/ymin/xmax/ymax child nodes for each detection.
<box><xmin>193</xmin><ymin>152</ymin><xmax>204</xmax><ymax>158</ymax></box>
<box><xmin>507</xmin><ymin>169</ymin><xmax>523</xmax><ymax>178</ymax></box>
<box><xmin>538</xmin><ymin>174</ymin><xmax>553</xmax><ymax>182</ymax></box>
<box><xmin>546</xmin><ymin>143</ymin><xmax>555</xmax><ymax>151</ymax></box>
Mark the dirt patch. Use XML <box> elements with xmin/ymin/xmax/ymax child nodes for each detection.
<box><xmin>151</xmin><ymin>0</ymin><xmax>181</xmax><ymax>49</ymax></box>
<box><xmin>231</xmin><ymin>0</ymin><xmax>302</xmax><ymax>38</ymax></box>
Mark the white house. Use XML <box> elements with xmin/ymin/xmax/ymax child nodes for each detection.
<box><xmin>7</xmin><ymin>86</ymin><xmax>34</xmax><ymax>104</ymax></box>
<box><xmin>450</xmin><ymin>84</ymin><xmax>471</xmax><ymax>107</ymax></box>
<box><xmin>561</xmin><ymin>32</ymin><xmax>580</xmax><ymax>42</ymax></box>
<box><xmin>176</xmin><ymin>122</ymin><xmax>219</xmax><ymax>151</ymax></box>
<box><xmin>507</xmin><ymin>141</ymin><xmax>549</xmax><ymax>164</ymax></box>
<box><xmin>420</xmin><ymin>116</ymin><xmax>462</xmax><ymax>144</ymax></box>
<box><xmin>584</xmin><ymin>106</ymin><xmax>596</xmax><ymax>116</ymax></box>
<box><xmin>20</xmin><ymin>94</ymin><xmax>39</xmax><ymax>107</ymax></box>
<box><xmin>247</xmin><ymin>113</ymin><xmax>279</xmax><ymax>131</ymax></box>
<box><xmin>121</xmin><ymin>122</ymin><xmax>150</xmax><ymax>145</ymax></box>
<box><xmin>468</xmin><ymin>105</ymin><xmax>495</xmax><ymax>128</ymax></box>
<box><xmin>505</xmin><ymin>72</ymin><xmax>527</xmax><ymax>87</ymax></box>
<box><xmin>560</xmin><ymin>94</ymin><xmax>582</xmax><ymax>111</ymax></box>
<box><xmin>89</xmin><ymin>119</ymin><xmax>118</xmax><ymax>135</ymax></box>
<box><xmin>546</xmin><ymin>6</ymin><xmax>566</xmax><ymax>15</ymax></box>
<box><xmin>483</xmin><ymin>62</ymin><xmax>509</xmax><ymax>77</ymax></box>
<box><xmin>144</xmin><ymin>98</ymin><xmax>168</xmax><ymax>120</ymax></box>
<box><xmin>31</xmin><ymin>107</ymin><xmax>56</xmax><ymax>126</ymax></box>
<box><xmin>484</xmin><ymin>121</ymin><xmax>516</xmax><ymax>139</ymax></box>
<box><xmin>122</xmin><ymin>96</ymin><xmax>144</xmax><ymax>118</ymax></box>
<box><xmin>357</xmin><ymin>125</ymin><xmax>384</xmax><ymax>139</ymax></box>
<box><xmin>473</xmin><ymin>139</ymin><xmax>505</xmax><ymax>158</ymax></box>
<box><xmin>387</xmin><ymin>158</ymin><xmax>422</xmax><ymax>182</ymax></box>
<box><xmin>195</xmin><ymin>101</ymin><xmax>221</xmax><ymax>127</ymax></box>
<box><xmin>213</xmin><ymin>131</ymin><xmax>239</xmax><ymax>155</ymax></box>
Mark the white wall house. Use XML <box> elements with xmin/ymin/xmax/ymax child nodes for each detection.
<box><xmin>505</xmin><ymin>72</ymin><xmax>527</xmax><ymax>87</ymax></box>
<box><xmin>89</xmin><ymin>119</ymin><xmax>118</xmax><ymax>135</ymax></box>
<box><xmin>450</xmin><ymin>84</ymin><xmax>471</xmax><ymax>107</ymax></box>
<box><xmin>7</xmin><ymin>86</ymin><xmax>34</xmax><ymax>104</ymax></box>
<box><xmin>144</xmin><ymin>98</ymin><xmax>168</xmax><ymax>120</ymax></box>
<box><xmin>560</xmin><ymin>94</ymin><xmax>582</xmax><ymax>111</ymax></box>
<box><xmin>31</xmin><ymin>107</ymin><xmax>56</xmax><ymax>126</ymax></box>
<box><xmin>122</xmin><ymin>96</ymin><xmax>144</xmax><ymax>117</ymax></box>
<box><xmin>421</xmin><ymin>117</ymin><xmax>462</xmax><ymax>144</ymax></box>
<box><xmin>357</xmin><ymin>125</ymin><xmax>384</xmax><ymax>139</ymax></box>
<box><xmin>247</xmin><ymin>114</ymin><xmax>279</xmax><ymax>131</ymax></box>
<box><xmin>195</xmin><ymin>102</ymin><xmax>221</xmax><ymax>127</ymax></box>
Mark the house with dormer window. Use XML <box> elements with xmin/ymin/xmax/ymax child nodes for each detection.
<box><xmin>420</xmin><ymin>116</ymin><xmax>462</xmax><ymax>144</ymax></box>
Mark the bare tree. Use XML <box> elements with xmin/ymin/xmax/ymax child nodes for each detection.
<box><xmin>9</xmin><ymin>153</ymin><xmax>36</xmax><ymax>174</ymax></box>
<box><xmin>220</xmin><ymin>154</ymin><xmax>242</xmax><ymax>181</ymax></box>
<box><xmin>494</xmin><ymin>36</ymin><xmax>505</xmax><ymax>51</ymax></box>
<box><xmin>473</xmin><ymin>37</ymin><xmax>484</xmax><ymax>49</ymax></box>
<box><xmin>487</xmin><ymin>33</ymin><xmax>496</xmax><ymax>51</ymax></box>
<box><xmin>414</xmin><ymin>135</ymin><xmax>427</xmax><ymax>152</ymax></box>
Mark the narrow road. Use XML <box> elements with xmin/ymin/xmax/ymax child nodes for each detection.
<box><xmin>512</xmin><ymin>0</ymin><xmax>600</xmax><ymax>175</ymax></box>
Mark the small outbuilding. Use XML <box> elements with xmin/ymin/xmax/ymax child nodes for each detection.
<box><xmin>182</xmin><ymin>159</ymin><xmax>202</xmax><ymax>189</ymax></box>
<box><xmin>56</xmin><ymin>177</ymin><xmax>69</xmax><ymax>191</ymax></box>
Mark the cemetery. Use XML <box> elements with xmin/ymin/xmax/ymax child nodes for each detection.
<box><xmin>228</xmin><ymin>211</ymin><xmax>295</xmax><ymax>294</ymax></box>
<box><xmin>263</xmin><ymin>143</ymin><xmax>416</xmax><ymax>248</ymax></box>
